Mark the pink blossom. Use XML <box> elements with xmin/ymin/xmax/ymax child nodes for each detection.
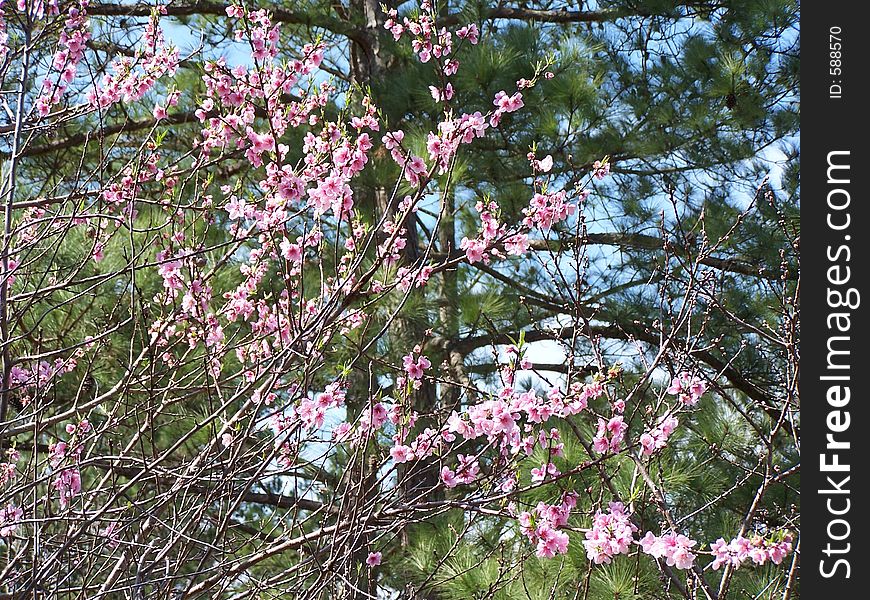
<box><xmin>535</xmin><ymin>525</ymin><xmax>569</xmax><ymax>558</ymax></box>
<box><xmin>493</xmin><ymin>90</ymin><xmax>524</xmax><ymax>112</ymax></box>
<box><xmin>101</xmin><ymin>521</ymin><xmax>121</xmax><ymax>548</ymax></box>
<box><xmin>366</xmin><ymin>551</ymin><xmax>382</xmax><ymax>567</ymax></box>
<box><xmin>582</xmin><ymin>502</ymin><xmax>637</xmax><ymax>564</ymax></box>
<box><xmin>709</xmin><ymin>533</ymin><xmax>793</xmax><ymax>570</ymax></box>
<box><xmin>666</xmin><ymin>372</ymin><xmax>707</xmax><ymax>405</ymax></box>
<box><xmin>382</xmin><ymin>130</ymin><xmax>404</xmax><ymax>152</ymax></box>
<box><xmin>440</xmin><ymin>466</ymin><xmax>458</xmax><ymax>488</ymax></box>
<box><xmin>455</xmin><ymin>454</ymin><xmax>480</xmax><ymax>484</ymax></box>
<box><xmin>297</xmin><ymin>399</ymin><xmax>325</xmax><ymax>430</ymax></box>
<box><xmin>459</xmin><ymin>236</ymin><xmax>487</xmax><ymax>263</ymax></box>
<box><xmin>518</xmin><ymin>493</ymin><xmax>577</xmax><ymax>558</ymax></box>
<box><xmin>504</xmin><ymin>233</ymin><xmax>529</xmax><ymax>256</ymax></box>
<box><xmin>446</xmin><ymin>411</ymin><xmax>471</xmax><ymax>439</ymax></box>
<box><xmin>523</xmin><ymin>190</ymin><xmax>575</xmax><ymax>230</ymax></box>
<box><xmin>0</xmin><ymin>504</ymin><xmax>22</xmax><ymax>537</ymax></box>
<box><xmin>225</xmin><ymin>196</ymin><xmax>247</xmax><ymax>220</ymax></box>
<box><xmin>639</xmin><ymin>415</ymin><xmax>679</xmax><ymax>456</ymax></box>
<box><xmin>592</xmin><ymin>159</ymin><xmax>610</xmax><ymax>179</ymax></box>
<box><xmin>390</xmin><ymin>444</ymin><xmax>414</xmax><ymax>463</ymax></box>
<box><xmin>640</xmin><ymin>531</ymin><xmax>697</xmax><ymax>569</ymax></box>
<box><xmin>332</xmin><ymin>422</ymin><xmax>352</xmax><ymax>442</ymax></box>
<box><xmin>402</xmin><ymin>353</ymin><xmax>431</xmax><ymax>380</ymax></box>
<box><xmin>456</xmin><ymin>24</ymin><xmax>479</xmax><ymax>44</ymax></box>
<box><xmin>530</xmin><ymin>461</ymin><xmax>560</xmax><ymax>483</ymax></box>
<box><xmin>592</xmin><ymin>416</ymin><xmax>627</xmax><ymax>454</ymax></box>
<box><xmin>48</xmin><ymin>441</ymin><xmax>68</xmax><ymax>468</ymax></box>
<box><xmin>92</xmin><ymin>242</ymin><xmax>105</xmax><ymax>262</ymax></box>
<box><xmin>53</xmin><ymin>467</ymin><xmax>82</xmax><ymax>507</ymax></box>
<box><xmin>0</xmin><ymin>462</ymin><xmax>15</xmax><ymax>487</ymax></box>
<box><xmin>280</xmin><ymin>238</ymin><xmax>303</xmax><ymax>263</ymax></box>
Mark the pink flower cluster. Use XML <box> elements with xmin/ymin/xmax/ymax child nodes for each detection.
<box><xmin>403</xmin><ymin>350</ymin><xmax>431</xmax><ymax>380</ymax></box>
<box><xmin>460</xmin><ymin>200</ymin><xmax>513</xmax><ymax>264</ymax></box>
<box><xmin>666</xmin><ymin>372</ymin><xmax>707</xmax><ymax>406</ymax></box>
<box><xmin>440</xmin><ymin>454</ymin><xmax>480</xmax><ymax>488</ymax></box>
<box><xmin>582</xmin><ymin>502</ymin><xmax>638</xmax><ymax>564</ymax></box>
<box><xmin>15</xmin><ymin>0</ymin><xmax>59</xmax><ymax>20</ymax></box>
<box><xmin>390</xmin><ymin>444</ymin><xmax>414</xmax><ymax>463</ymax></box>
<box><xmin>0</xmin><ymin>504</ymin><xmax>23</xmax><ymax>537</ymax></box>
<box><xmin>523</xmin><ymin>190</ymin><xmax>576</xmax><ymax>231</ymax></box>
<box><xmin>639</xmin><ymin>531</ymin><xmax>697</xmax><ymax>569</ymax></box>
<box><xmin>198</xmin><ymin>7</ymin><xmax>330</xmax><ymax>191</ymax></box>
<box><xmin>518</xmin><ymin>493</ymin><xmax>576</xmax><ymax>558</ymax></box>
<box><xmin>383</xmin><ymin>4</ymin><xmax>498</xmax><ymax>190</ymax></box>
<box><xmin>36</xmin><ymin>1</ymin><xmax>90</xmax><ymax>116</ymax></box>
<box><xmin>639</xmin><ymin>415</ymin><xmax>679</xmax><ymax>456</ymax></box>
<box><xmin>384</xmin><ymin>1</ymin><xmax>475</xmax><ymax>65</ymax></box>
<box><xmin>372</xmin><ymin>199</ymin><xmax>412</xmax><ymax>268</ymax></box>
<box><xmin>53</xmin><ymin>468</ymin><xmax>82</xmax><ymax>508</ymax></box>
<box><xmin>529</xmin><ymin>153</ymin><xmax>554</xmax><ymax>174</ymax></box>
<box><xmin>490</xmin><ymin>90</ymin><xmax>524</xmax><ymax>127</ymax></box>
<box><xmin>386</xmin><ymin>373</ymin><xmax>607</xmax><ymax>476</ymax></box>
<box><xmin>226</xmin><ymin>5</ymin><xmax>280</xmax><ymax>62</ymax></box>
<box><xmin>592</xmin><ymin>159</ymin><xmax>611</xmax><ymax>179</ymax></box>
<box><xmin>336</xmin><ymin>400</ymin><xmax>401</xmax><ymax>446</ymax></box>
<box><xmin>425</xmin><ymin>112</ymin><xmax>489</xmax><ymax>174</ymax></box>
<box><xmin>392</xmin><ymin>424</ymin><xmax>447</xmax><ymax>468</ymax></box>
<box><xmin>9</xmin><ymin>357</ymin><xmax>77</xmax><ymax>407</ymax></box>
<box><xmin>148</xmin><ymin>247</ymin><xmax>225</xmax><ymax>357</ymax></box>
<box><xmin>381</xmin><ymin>130</ymin><xmax>429</xmax><ymax>186</ymax></box>
<box><xmin>592</xmin><ymin>416</ymin><xmax>627</xmax><ymax>454</ymax></box>
<box><xmin>441</xmin><ymin>379</ymin><xmax>600</xmax><ymax>459</ymax></box>
<box><xmin>396</xmin><ymin>263</ymin><xmax>434</xmax><ymax>292</ymax></box>
<box><xmin>297</xmin><ymin>382</ymin><xmax>347</xmax><ymax>431</ymax></box>
<box><xmin>65</xmin><ymin>419</ymin><xmax>91</xmax><ymax>436</ymax></box>
<box><xmin>359</xmin><ymin>401</ymin><xmax>389</xmax><ymax>433</ymax></box>
<box><xmin>710</xmin><ymin>533</ymin><xmax>794</xmax><ymax>570</ymax></box>
<box><xmin>530</xmin><ymin>461</ymin><xmax>560</xmax><ymax>483</ymax></box>
<box><xmin>49</xmin><ymin>420</ymin><xmax>90</xmax><ymax>508</ymax></box>
<box><xmin>0</xmin><ymin>448</ymin><xmax>19</xmax><ymax>487</ymax></box>
<box><xmin>457</xmin><ymin>24</ymin><xmax>480</xmax><ymax>44</ymax></box>
<box><xmin>516</xmin><ymin>155</ymin><xmax>605</xmax><ymax>236</ymax></box>
<box><xmin>384</xmin><ymin>4</ymin><xmax>560</xmax><ymax>272</ymax></box>
<box><xmin>88</xmin><ymin>6</ymin><xmax>179</xmax><ymax>108</ymax></box>
<box><xmin>100</xmin><ymin>141</ymin><xmax>168</xmax><ymax>222</ymax></box>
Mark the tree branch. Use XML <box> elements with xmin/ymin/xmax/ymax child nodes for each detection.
<box><xmin>88</xmin><ymin>1</ymin><xmax>361</xmax><ymax>40</ymax></box>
